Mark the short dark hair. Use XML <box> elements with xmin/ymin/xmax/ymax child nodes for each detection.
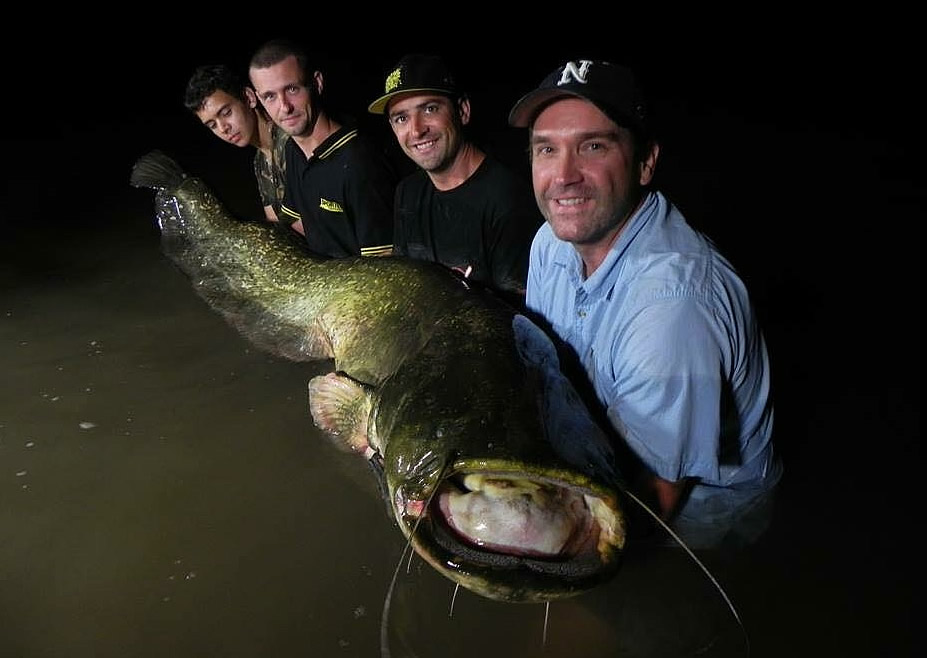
<box><xmin>248</xmin><ymin>38</ymin><xmax>313</xmax><ymax>76</ymax></box>
<box><xmin>183</xmin><ymin>64</ymin><xmax>248</xmax><ymax>114</ymax></box>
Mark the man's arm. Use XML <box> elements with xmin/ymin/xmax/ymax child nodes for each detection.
<box><xmin>279</xmin><ymin>203</ymin><xmax>305</xmax><ymax>236</ymax></box>
<box><xmin>263</xmin><ymin>205</ymin><xmax>279</xmax><ymax>223</ymax></box>
<box><xmin>254</xmin><ymin>147</ymin><xmax>285</xmax><ymax>225</ymax></box>
<box><xmin>637</xmin><ymin>473</ymin><xmax>692</xmax><ymax>520</ymax></box>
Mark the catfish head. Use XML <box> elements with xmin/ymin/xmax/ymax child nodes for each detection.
<box><xmin>310</xmin><ymin>306</ymin><xmax>627</xmax><ymax>603</ymax></box>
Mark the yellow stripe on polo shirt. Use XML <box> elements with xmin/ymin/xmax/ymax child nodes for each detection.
<box><xmin>280</xmin><ymin>204</ymin><xmax>302</xmax><ymax>221</ymax></box>
<box><xmin>361</xmin><ymin>244</ymin><xmax>393</xmax><ymax>257</ymax></box>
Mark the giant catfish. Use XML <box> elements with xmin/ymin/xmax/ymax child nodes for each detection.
<box><xmin>130</xmin><ymin>150</ymin><xmax>628</xmax><ymax>604</ymax></box>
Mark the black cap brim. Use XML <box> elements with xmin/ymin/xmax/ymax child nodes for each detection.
<box><xmin>509</xmin><ymin>87</ymin><xmax>646</xmax><ymax>138</ymax></box>
<box><xmin>508</xmin><ymin>89</ymin><xmax>582</xmax><ymax>128</ymax></box>
<box><xmin>368</xmin><ymin>86</ymin><xmax>456</xmax><ymax>115</ymax></box>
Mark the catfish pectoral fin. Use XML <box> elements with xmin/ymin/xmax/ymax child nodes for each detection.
<box><xmin>308</xmin><ymin>372</ymin><xmax>373</xmax><ymax>455</ymax></box>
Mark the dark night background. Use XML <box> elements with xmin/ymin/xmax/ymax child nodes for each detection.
<box><xmin>3</xmin><ymin>17</ymin><xmax>923</xmax><ymax>657</ymax></box>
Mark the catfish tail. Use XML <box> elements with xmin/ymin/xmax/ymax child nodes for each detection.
<box><xmin>130</xmin><ymin>150</ymin><xmax>187</xmax><ymax>193</ymax></box>
<box><xmin>131</xmin><ymin>148</ymin><xmax>335</xmax><ymax>364</ymax></box>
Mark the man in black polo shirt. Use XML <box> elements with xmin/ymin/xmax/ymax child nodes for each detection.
<box><xmin>249</xmin><ymin>39</ymin><xmax>396</xmax><ymax>258</ymax></box>
<box><xmin>368</xmin><ymin>53</ymin><xmax>543</xmax><ymax>307</ymax></box>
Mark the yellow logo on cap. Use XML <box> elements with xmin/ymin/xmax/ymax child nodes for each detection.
<box><xmin>385</xmin><ymin>67</ymin><xmax>402</xmax><ymax>93</ymax></box>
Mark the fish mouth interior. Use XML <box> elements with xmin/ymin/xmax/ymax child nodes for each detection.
<box><xmin>421</xmin><ymin>472</ymin><xmax>621</xmax><ymax>568</ymax></box>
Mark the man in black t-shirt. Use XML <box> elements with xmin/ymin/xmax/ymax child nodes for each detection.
<box><xmin>368</xmin><ymin>54</ymin><xmax>543</xmax><ymax>303</ymax></box>
<box><xmin>250</xmin><ymin>39</ymin><xmax>395</xmax><ymax>258</ymax></box>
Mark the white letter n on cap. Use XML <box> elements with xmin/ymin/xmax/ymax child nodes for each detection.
<box><xmin>558</xmin><ymin>60</ymin><xmax>593</xmax><ymax>86</ymax></box>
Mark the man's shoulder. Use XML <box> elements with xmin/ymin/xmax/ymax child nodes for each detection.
<box><xmin>633</xmin><ymin>194</ymin><xmax>720</xmax><ymax>269</ymax></box>
<box><xmin>271</xmin><ymin>124</ymin><xmax>290</xmax><ymax>164</ymax></box>
<box><xmin>480</xmin><ymin>152</ymin><xmax>525</xmax><ymax>176</ymax></box>
<box><xmin>530</xmin><ymin>223</ymin><xmax>564</xmax><ymax>261</ymax></box>
<box><xmin>336</xmin><ymin>127</ymin><xmax>397</xmax><ymax>173</ymax></box>
<box><xmin>283</xmin><ymin>136</ymin><xmax>301</xmax><ymax>166</ymax></box>
<box><xmin>471</xmin><ymin>154</ymin><xmax>534</xmax><ymax>196</ymax></box>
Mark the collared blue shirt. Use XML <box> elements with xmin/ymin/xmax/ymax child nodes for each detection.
<box><xmin>527</xmin><ymin>190</ymin><xmax>780</xmax><ymax>539</ymax></box>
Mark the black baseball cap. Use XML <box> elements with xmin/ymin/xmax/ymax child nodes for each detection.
<box><xmin>368</xmin><ymin>54</ymin><xmax>460</xmax><ymax>115</ymax></box>
<box><xmin>508</xmin><ymin>59</ymin><xmax>647</xmax><ymax>136</ymax></box>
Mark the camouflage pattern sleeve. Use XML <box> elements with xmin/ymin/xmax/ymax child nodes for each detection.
<box><xmin>252</xmin><ymin>124</ymin><xmax>289</xmax><ymax>214</ymax></box>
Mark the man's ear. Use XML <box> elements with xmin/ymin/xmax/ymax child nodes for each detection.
<box><xmin>312</xmin><ymin>70</ymin><xmax>324</xmax><ymax>95</ymax></box>
<box><xmin>245</xmin><ymin>87</ymin><xmax>258</xmax><ymax>109</ymax></box>
<box><xmin>639</xmin><ymin>142</ymin><xmax>660</xmax><ymax>186</ymax></box>
<box><xmin>458</xmin><ymin>96</ymin><xmax>472</xmax><ymax>126</ymax></box>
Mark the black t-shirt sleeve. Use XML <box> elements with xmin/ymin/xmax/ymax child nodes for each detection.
<box><xmin>346</xmin><ymin>139</ymin><xmax>397</xmax><ymax>256</ymax></box>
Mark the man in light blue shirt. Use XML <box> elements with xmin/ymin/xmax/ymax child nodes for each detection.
<box><xmin>508</xmin><ymin>60</ymin><xmax>782</xmax><ymax>550</ymax></box>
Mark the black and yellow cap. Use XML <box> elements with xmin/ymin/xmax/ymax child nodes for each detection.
<box><xmin>368</xmin><ymin>54</ymin><xmax>459</xmax><ymax>115</ymax></box>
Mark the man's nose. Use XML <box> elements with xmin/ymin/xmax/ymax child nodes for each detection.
<box><xmin>553</xmin><ymin>151</ymin><xmax>582</xmax><ymax>184</ymax></box>
<box><xmin>409</xmin><ymin>113</ymin><xmax>428</xmax><ymax>135</ymax></box>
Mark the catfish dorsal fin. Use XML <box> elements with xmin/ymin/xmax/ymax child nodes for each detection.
<box><xmin>308</xmin><ymin>372</ymin><xmax>373</xmax><ymax>455</ymax></box>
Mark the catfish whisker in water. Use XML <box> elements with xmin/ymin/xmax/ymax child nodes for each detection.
<box><xmin>543</xmin><ymin>600</ymin><xmax>551</xmax><ymax>648</ymax></box>
<box><xmin>449</xmin><ymin>583</ymin><xmax>460</xmax><ymax>618</ymax></box>
<box><xmin>380</xmin><ymin>454</ymin><xmax>453</xmax><ymax>658</ymax></box>
<box><xmin>405</xmin><ymin>546</ymin><xmax>415</xmax><ymax>576</ymax></box>
<box><xmin>621</xmin><ymin>488</ymin><xmax>751</xmax><ymax>655</ymax></box>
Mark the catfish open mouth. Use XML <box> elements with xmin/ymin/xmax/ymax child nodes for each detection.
<box><xmin>438</xmin><ymin>474</ymin><xmax>608</xmax><ymax>558</ymax></box>
<box><xmin>397</xmin><ymin>472</ymin><xmax>625</xmax><ymax>601</ymax></box>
